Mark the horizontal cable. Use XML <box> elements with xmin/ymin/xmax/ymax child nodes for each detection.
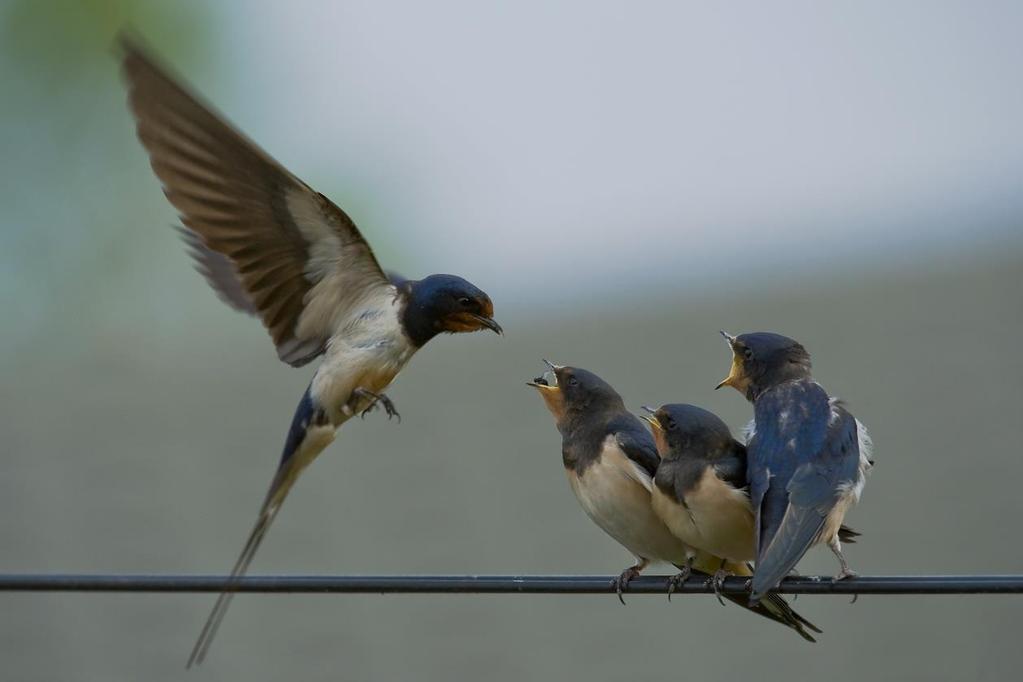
<box><xmin>0</xmin><ymin>574</ymin><xmax>1021</xmax><ymax>595</ymax></box>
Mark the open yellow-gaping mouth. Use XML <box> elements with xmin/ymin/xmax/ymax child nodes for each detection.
<box><xmin>526</xmin><ymin>359</ymin><xmax>560</xmax><ymax>390</ymax></box>
<box><xmin>528</xmin><ymin>360</ymin><xmax>567</xmax><ymax>420</ymax></box>
<box><xmin>639</xmin><ymin>405</ymin><xmax>661</xmax><ymax>430</ymax></box>
<box><xmin>715</xmin><ymin>330</ymin><xmax>746</xmax><ymax>391</ymax></box>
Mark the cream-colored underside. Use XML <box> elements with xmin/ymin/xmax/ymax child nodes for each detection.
<box><xmin>566</xmin><ymin>436</ymin><xmax>692</xmax><ymax>565</ymax></box>
<box><xmin>266</xmin><ymin>287</ymin><xmax>417</xmax><ymax>508</ymax></box>
<box><xmin>311</xmin><ymin>287</ymin><xmax>417</xmax><ymax>424</ymax></box>
<box><xmin>651</xmin><ymin>468</ymin><xmax>756</xmax><ymax>563</ymax></box>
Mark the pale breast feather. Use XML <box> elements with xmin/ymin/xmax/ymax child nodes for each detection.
<box><xmin>310</xmin><ymin>290</ymin><xmax>417</xmax><ymax>420</ymax></box>
<box><xmin>566</xmin><ymin>437</ymin><xmax>690</xmax><ymax>565</ymax></box>
<box><xmin>683</xmin><ymin>468</ymin><xmax>756</xmax><ymax>562</ymax></box>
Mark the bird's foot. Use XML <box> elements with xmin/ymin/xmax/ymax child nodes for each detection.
<box><xmin>832</xmin><ymin>567</ymin><xmax>858</xmax><ymax>583</ymax></box>
<box><xmin>613</xmin><ymin>566</ymin><xmax>642</xmax><ymax>605</ymax></box>
<box><xmin>834</xmin><ymin>567</ymin><xmax>860</xmax><ymax>603</ymax></box>
<box><xmin>707</xmin><ymin>568</ymin><xmax>729</xmax><ymax>606</ymax></box>
<box><xmin>354</xmin><ymin>388</ymin><xmax>401</xmax><ymax>422</ymax></box>
<box><xmin>666</xmin><ymin>566</ymin><xmax>692</xmax><ymax>602</ymax></box>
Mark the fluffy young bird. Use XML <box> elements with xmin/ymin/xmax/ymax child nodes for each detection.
<box><xmin>717</xmin><ymin>332</ymin><xmax>873</xmax><ymax>604</ymax></box>
<box><xmin>642</xmin><ymin>404</ymin><xmax>860</xmax><ymax>593</ymax></box>
<box><xmin>643</xmin><ymin>404</ymin><xmax>755</xmax><ymax>587</ymax></box>
<box><xmin>120</xmin><ymin>39</ymin><xmax>502</xmax><ymax>665</ymax></box>
<box><xmin>529</xmin><ymin>363</ymin><xmax>820</xmax><ymax>641</ymax></box>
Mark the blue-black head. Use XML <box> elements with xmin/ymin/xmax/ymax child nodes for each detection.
<box><xmin>640</xmin><ymin>403</ymin><xmax>736</xmax><ymax>460</ymax></box>
<box><xmin>716</xmin><ymin>331</ymin><xmax>812</xmax><ymax>400</ymax></box>
<box><xmin>400</xmin><ymin>274</ymin><xmax>501</xmax><ymax>347</ymax></box>
<box><xmin>527</xmin><ymin>361</ymin><xmax>624</xmax><ymax>425</ymax></box>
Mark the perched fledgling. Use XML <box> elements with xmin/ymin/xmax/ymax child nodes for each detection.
<box><xmin>643</xmin><ymin>404</ymin><xmax>753</xmax><ymax>588</ymax></box>
<box><xmin>120</xmin><ymin>39</ymin><xmax>502</xmax><ymax>665</ymax></box>
<box><xmin>717</xmin><ymin>332</ymin><xmax>873</xmax><ymax>604</ymax></box>
<box><xmin>642</xmin><ymin>404</ymin><xmax>860</xmax><ymax>594</ymax></box>
<box><xmin>529</xmin><ymin>362</ymin><xmax>819</xmax><ymax>641</ymax></box>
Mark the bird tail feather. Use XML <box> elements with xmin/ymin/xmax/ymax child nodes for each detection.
<box><xmin>837</xmin><ymin>524</ymin><xmax>861</xmax><ymax>544</ymax></box>
<box><xmin>751</xmin><ymin>508</ymin><xmax>827</xmax><ymax>605</ymax></box>
<box><xmin>185</xmin><ymin>466</ymin><xmax>297</xmax><ymax>668</ymax></box>
<box><xmin>693</xmin><ymin>557</ymin><xmax>820</xmax><ymax>642</ymax></box>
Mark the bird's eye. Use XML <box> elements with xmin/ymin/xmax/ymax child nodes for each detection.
<box><xmin>458</xmin><ymin>297</ymin><xmax>473</xmax><ymax>307</ymax></box>
<box><xmin>743</xmin><ymin>348</ymin><xmax>754</xmax><ymax>360</ymax></box>
<box><xmin>665</xmin><ymin>418</ymin><xmax>677</xmax><ymax>431</ymax></box>
<box><xmin>568</xmin><ymin>377</ymin><xmax>579</xmax><ymax>387</ymax></box>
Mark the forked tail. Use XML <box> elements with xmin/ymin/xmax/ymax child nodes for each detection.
<box><xmin>187</xmin><ymin>383</ymin><xmax>333</xmax><ymax>666</ymax></box>
<box><xmin>186</xmin><ymin>467</ymin><xmax>297</xmax><ymax>667</ymax></box>
<box><xmin>697</xmin><ymin>557</ymin><xmax>821</xmax><ymax>643</ymax></box>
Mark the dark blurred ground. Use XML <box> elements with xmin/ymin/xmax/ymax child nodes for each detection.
<box><xmin>1</xmin><ymin>246</ymin><xmax>1021</xmax><ymax>681</ymax></box>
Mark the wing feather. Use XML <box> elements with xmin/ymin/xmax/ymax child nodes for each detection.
<box><xmin>608</xmin><ymin>414</ymin><xmax>661</xmax><ymax>478</ymax></box>
<box><xmin>121</xmin><ymin>38</ymin><xmax>391</xmax><ymax>366</ymax></box>
<box><xmin>748</xmin><ymin>382</ymin><xmax>861</xmax><ymax>601</ymax></box>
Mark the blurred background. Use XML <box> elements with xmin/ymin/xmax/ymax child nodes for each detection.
<box><xmin>1</xmin><ymin>0</ymin><xmax>1022</xmax><ymax>679</ymax></box>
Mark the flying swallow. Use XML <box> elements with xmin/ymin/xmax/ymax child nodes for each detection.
<box><xmin>529</xmin><ymin>363</ymin><xmax>820</xmax><ymax>641</ymax></box>
<box><xmin>641</xmin><ymin>403</ymin><xmax>860</xmax><ymax>593</ymax></box>
<box><xmin>716</xmin><ymin>332</ymin><xmax>873</xmax><ymax>605</ymax></box>
<box><xmin>119</xmin><ymin>39</ymin><xmax>502</xmax><ymax>665</ymax></box>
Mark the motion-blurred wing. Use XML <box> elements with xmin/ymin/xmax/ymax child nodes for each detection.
<box><xmin>177</xmin><ymin>225</ymin><xmax>257</xmax><ymax>315</ymax></box>
<box><xmin>121</xmin><ymin>38</ymin><xmax>391</xmax><ymax>366</ymax></box>
<box><xmin>749</xmin><ymin>383</ymin><xmax>861</xmax><ymax>598</ymax></box>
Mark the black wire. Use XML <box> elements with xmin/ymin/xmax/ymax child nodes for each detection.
<box><xmin>0</xmin><ymin>574</ymin><xmax>1021</xmax><ymax>594</ymax></box>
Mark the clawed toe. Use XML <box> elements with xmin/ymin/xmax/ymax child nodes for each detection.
<box><xmin>833</xmin><ymin>568</ymin><xmax>858</xmax><ymax>583</ymax></box>
<box><xmin>353</xmin><ymin>388</ymin><xmax>401</xmax><ymax>422</ymax></box>
<box><xmin>666</xmin><ymin>568</ymin><xmax>691</xmax><ymax>602</ymax></box>
<box><xmin>378</xmin><ymin>394</ymin><xmax>401</xmax><ymax>422</ymax></box>
<box><xmin>613</xmin><ymin>567</ymin><xmax>641</xmax><ymax>605</ymax></box>
<box><xmin>707</xmin><ymin>569</ymin><xmax>729</xmax><ymax>606</ymax></box>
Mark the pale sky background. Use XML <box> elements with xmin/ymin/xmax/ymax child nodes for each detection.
<box><xmin>4</xmin><ymin>1</ymin><xmax>1023</xmax><ymax>339</ymax></box>
<box><xmin>210</xmin><ymin>0</ymin><xmax>1023</xmax><ymax>300</ymax></box>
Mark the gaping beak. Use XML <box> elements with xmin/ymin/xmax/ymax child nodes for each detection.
<box><xmin>716</xmin><ymin>333</ymin><xmax>744</xmax><ymax>390</ymax></box>
<box><xmin>528</xmin><ymin>363</ymin><xmax>567</xmax><ymax>420</ymax></box>
<box><xmin>715</xmin><ymin>362</ymin><xmax>742</xmax><ymax>390</ymax></box>
<box><xmin>639</xmin><ymin>406</ymin><xmax>661</xmax><ymax>429</ymax></box>
<box><xmin>470</xmin><ymin>314</ymin><xmax>503</xmax><ymax>335</ymax></box>
<box><xmin>527</xmin><ymin>362</ymin><xmax>560</xmax><ymax>390</ymax></box>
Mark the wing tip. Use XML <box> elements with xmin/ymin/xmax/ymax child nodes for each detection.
<box><xmin>115</xmin><ymin>29</ymin><xmax>160</xmax><ymax>76</ymax></box>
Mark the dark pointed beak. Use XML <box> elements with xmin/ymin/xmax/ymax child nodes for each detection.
<box><xmin>719</xmin><ymin>330</ymin><xmax>736</xmax><ymax>346</ymax></box>
<box><xmin>543</xmin><ymin>358</ymin><xmax>559</xmax><ymax>371</ymax></box>
<box><xmin>471</xmin><ymin>314</ymin><xmax>503</xmax><ymax>335</ymax></box>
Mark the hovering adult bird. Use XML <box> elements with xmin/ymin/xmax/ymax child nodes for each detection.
<box><xmin>528</xmin><ymin>362</ymin><xmax>820</xmax><ymax>641</ymax></box>
<box><xmin>119</xmin><ymin>39</ymin><xmax>502</xmax><ymax>666</ymax></box>
<box><xmin>717</xmin><ymin>332</ymin><xmax>873</xmax><ymax>605</ymax></box>
<box><xmin>641</xmin><ymin>404</ymin><xmax>860</xmax><ymax>592</ymax></box>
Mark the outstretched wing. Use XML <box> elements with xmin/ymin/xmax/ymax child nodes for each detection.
<box><xmin>176</xmin><ymin>225</ymin><xmax>258</xmax><ymax>315</ymax></box>
<box><xmin>121</xmin><ymin>38</ymin><xmax>392</xmax><ymax>366</ymax></box>
<box><xmin>748</xmin><ymin>381</ymin><xmax>861</xmax><ymax>600</ymax></box>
